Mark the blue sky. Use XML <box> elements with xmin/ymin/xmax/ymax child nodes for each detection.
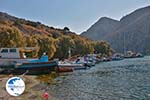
<box><xmin>0</xmin><ymin>0</ymin><xmax>150</xmax><ymax>34</ymax></box>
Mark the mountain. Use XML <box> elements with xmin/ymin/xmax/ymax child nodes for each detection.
<box><xmin>81</xmin><ymin>6</ymin><xmax>150</xmax><ymax>55</ymax></box>
<box><xmin>82</xmin><ymin>17</ymin><xmax>120</xmax><ymax>40</ymax></box>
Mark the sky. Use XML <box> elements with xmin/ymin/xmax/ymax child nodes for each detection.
<box><xmin>0</xmin><ymin>0</ymin><xmax>150</xmax><ymax>34</ymax></box>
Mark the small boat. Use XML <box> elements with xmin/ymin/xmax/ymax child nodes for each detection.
<box><xmin>101</xmin><ymin>57</ymin><xmax>111</xmax><ymax>62</ymax></box>
<box><xmin>111</xmin><ymin>53</ymin><xmax>124</xmax><ymax>61</ymax></box>
<box><xmin>75</xmin><ymin>56</ymin><xmax>96</xmax><ymax>67</ymax></box>
<box><xmin>124</xmin><ymin>51</ymin><xmax>144</xmax><ymax>59</ymax></box>
<box><xmin>58</xmin><ymin>61</ymin><xmax>86</xmax><ymax>70</ymax></box>
<box><xmin>0</xmin><ymin>47</ymin><xmax>58</xmax><ymax>75</ymax></box>
<box><xmin>56</xmin><ymin>67</ymin><xmax>73</xmax><ymax>73</ymax></box>
<box><xmin>111</xmin><ymin>56</ymin><xmax>123</xmax><ymax>61</ymax></box>
<box><xmin>135</xmin><ymin>53</ymin><xmax>144</xmax><ymax>58</ymax></box>
<box><xmin>84</xmin><ymin>55</ymin><xmax>96</xmax><ymax>66</ymax></box>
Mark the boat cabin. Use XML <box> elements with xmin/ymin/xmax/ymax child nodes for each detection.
<box><xmin>0</xmin><ymin>48</ymin><xmax>20</xmax><ymax>58</ymax></box>
<box><xmin>0</xmin><ymin>47</ymin><xmax>38</xmax><ymax>59</ymax></box>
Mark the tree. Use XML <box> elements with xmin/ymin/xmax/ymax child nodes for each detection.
<box><xmin>94</xmin><ymin>41</ymin><xmax>111</xmax><ymax>56</ymax></box>
<box><xmin>54</xmin><ymin>36</ymin><xmax>74</xmax><ymax>59</ymax></box>
<box><xmin>64</xmin><ymin>27</ymin><xmax>70</xmax><ymax>31</ymax></box>
<box><xmin>63</xmin><ymin>27</ymin><xmax>70</xmax><ymax>34</ymax></box>
<box><xmin>35</xmin><ymin>35</ymin><xmax>56</xmax><ymax>59</ymax></box>
<box><xmin>0</xmin><ymin>26</ymin><xmax>25</xmax><ymax>47</ymax></box>
<box><xmin>71</xmin><ymin>37</ymin><xmax>94</xmax><ymax>56</ymax></box>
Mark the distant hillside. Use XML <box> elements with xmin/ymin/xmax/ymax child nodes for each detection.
<box><xmin>0</xmin><ymin>12</ymin><xmax>111</xmax><ymax>59</ymax></box>
<box><xmin>81</xmin><ymin>6</ymin><xmax>150</xmax><ymax>55</ymax></box>
<box><xmin>82</xmin><ymin>17</ymin><xmax>120</xmax><ymax>40</ymax></box>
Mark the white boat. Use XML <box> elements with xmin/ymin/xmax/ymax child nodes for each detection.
<box><xmin>0</xmin><ymin>47</ymin><xmax>42</xmax><ymax>66</ymax></box>
<box><xmin>58</xmin><ymin>61</ymin><xmax>86</xmax><ymax>70</ymax></box>
<box><xmin>0</xmin><ymin>47</ymin><xmax>58</xmax><ymax>74</ymax></box>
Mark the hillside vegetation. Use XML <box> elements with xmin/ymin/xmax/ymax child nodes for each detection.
<box><xmin>0</xmin><ymin>12</ymin><xmax>111</xmax><ymax>59</ymax></box>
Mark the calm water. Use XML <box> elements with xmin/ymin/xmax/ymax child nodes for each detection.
<box><xmin>48</xmin><ymin>56</ymin><xmax>150</xmax><ymax>100</ymax></box>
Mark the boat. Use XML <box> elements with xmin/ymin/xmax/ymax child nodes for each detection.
<box><xmin>101</xmin><ymin>57</ymin><xmax>111</xmax><ymax>62</ymax></box>
<box><xmin>123</xmin><ymin>33</ymin><xmax>144</xmax><ymax>59</ymax></box>
<box><xmin>76</xmin><ymin>56</ymin><xmax>96</xmax><ymax>67</ymax></box>
<box><xmin>58</xmin><ymin>62</ymin><xmax>86</xmax><ymax>70</ymax></box>
<box><xmin>13</xmin><ymin>61</ymin><xmax>57</xmax><ymax>75</ymax></box>
<box><xmin>56</xmin><ymin>67</ymin><xmax>73</xmax><ymax>73</ymax></box>
<box><xmin>135</xmin><ymin>53</ymin><xmax>144</xmax><ymax>58</ymax></box>
<box><xmin>0</xmin><ymin>47</ymin><xmax>58</xmax><ymax>75</ymax></box>
<box><xmin>124</xmin><ymin>51</ymin><xmax>144</xmax><ymax>59</ymax></box>
<box><xmin>111</xmin><ymin>53</ymin><xmax>124</xmax><ymax>61</ymax></box>
<box><xmin>57</xmin><ymin>48</ymin><xmax>87</xmax><ymax>71</ymax></box>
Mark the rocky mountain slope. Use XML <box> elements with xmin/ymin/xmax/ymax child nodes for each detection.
<box><xmin>82</xmin><ymin>17</ymin><xmax>120</xmax><ymax>40</ymax></box>
<box><xmin>81</xmin><ymin>6</ymin><xmax>150</xmax><ymax>54</ymax></box>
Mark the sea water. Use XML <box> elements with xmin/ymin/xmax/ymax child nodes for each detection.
<box><xmin>48</xmin><ymin>56</ymin><xmax>150</xmax><ymax>100</ymax></box>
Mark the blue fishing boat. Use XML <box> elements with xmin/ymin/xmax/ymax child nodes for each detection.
<box><xmin>13</xmin><ymin>60</ymin><xmax>57</xmax><ymax>75</ymax></box>
<box><xmin>0</xmin><ymin>48</ymin><xmax>58</xmax><ymax>75</ymax></box>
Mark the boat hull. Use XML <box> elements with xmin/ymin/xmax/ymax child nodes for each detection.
<box><xmin>124</xmin><ymin>55</ymin><xmax>144</xmax><ymax>59</ymax></box>
<box><xmin>58</xmin><ymin>64</ymin><xmax>87</xmax><ymax>70</ymax></box>
<box><xmin>56</xmin><ymin>67</ymin><xmax>73</xmax><ymax>73</ymax></box>
<box><xmin>1</xmin><ymin>61</ymin><xmax>58</xmax><ymax>75</ymax></box>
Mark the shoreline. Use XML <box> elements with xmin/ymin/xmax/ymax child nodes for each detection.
<box><xmin>0</xmin><ymin>74</ymin><xmax>59</xmax><ymax>100</ymax></box>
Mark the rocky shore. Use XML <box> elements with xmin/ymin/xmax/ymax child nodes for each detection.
<box><xmin>0</xmin><ymin>74</ymin><xmax>59</xmax><ymax>100</ymax></box>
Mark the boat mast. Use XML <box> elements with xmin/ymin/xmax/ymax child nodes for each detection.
<box><xmin>123</xmin><ymin>32</ymin><xmax>126</xmax><ymax>55</ymax></box>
